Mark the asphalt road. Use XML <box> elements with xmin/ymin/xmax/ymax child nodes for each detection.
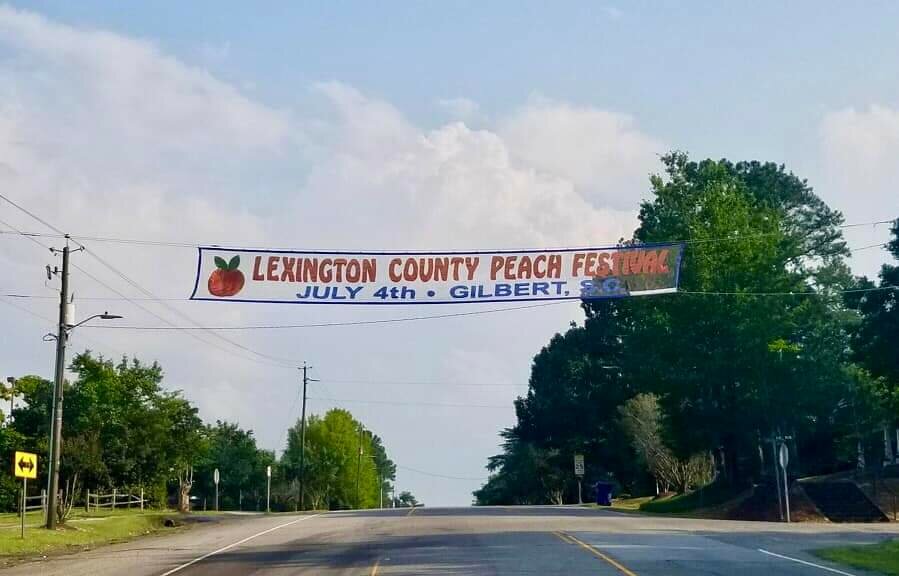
<box><xmin>4</xmin><ymin>506</ymin><xmax>899</xmax><ymax>575</ymax></box>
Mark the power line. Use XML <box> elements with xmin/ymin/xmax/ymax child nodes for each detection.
<box><xmin>50</xmin><ymin>284</ymin><xmax>899</xmax><ymax>331</ymax></box>
<box><xmin>1</xmin><ymin>218</ymin><xmax>894</xmax><ymax>250</ymax></box>
<box><xmin>308</xmin><ymin>396</ymin><xmax>510</xmax><ymax>410</ymax></box>
<box><xmin>82</xmin><ymin>301</ymin><xmax>574</xmax><ymax>330</ymax></box>
<box><xmin>850</xmin><ymin>242</ymin><xmax>889</xmax><ymax>252</ymax></box>
<box><xmin>395</xmin><ymin>464</ymin><xmax>487</xmax><ymax>481</ymax></box>
<box><xmin>0</xmin><ymin>296</ymin><xmax>129</xmax><ymax>358</ymax></box>
<box><xmin>0</xmin><ymin>295</ymin><xmax>55</xmax><ymax>324</ymax></box>
<box><xmin>320</xmin><ymin>378</ymin><xmax>526</xmax><ymax>388</ymax></box>
<box><xmin>0</xmin><ymin>194</ymin><xmax>297</xmax><ymax>370</ymax></box>
<box><xmin>679</xmin><ymin>285</ymin><xmax>897</xmax><ymax>297</ymax></box>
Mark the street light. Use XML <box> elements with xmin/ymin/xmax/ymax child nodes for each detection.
<box><xmin>45</xmin><ymin>310</ymin><xmax>122</xmax><ymax>529</ymax></box>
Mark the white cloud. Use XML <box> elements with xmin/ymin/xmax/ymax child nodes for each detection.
<box><xmin>819</xmin><ymin>104</ymin><xmax>899</xmax><ymax>273</ymax></box>
<box><xmin>499</xmin><ymin>98</ymin><xmax>664</xmax><ymax>210</ymax></box>
<box><xmin>820</xmin><ymin>104</ymin><xmax>899</xmax><ymax>190</ymax></box>
<box><xmin>0</xmin><ymin>7</ymin><xmax>663</xmax><ymax>505</ymax></box>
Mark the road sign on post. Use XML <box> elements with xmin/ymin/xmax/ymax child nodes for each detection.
<box><xmin>14</xmin><ymin>452</ymin><xmax>37</xmax><ymax>479</ymax></box>
<box><xmin>574</xmin><ymin>454</ymin><xmax>585</xmax><ymax>505</ymax></box>
<box><xmin>574</xmin><ymin>454</ymin><xmax>584</xmax><ymax>477</ymax></box>
<box><xmin>14</xmin><ymin>451</ymin><xmax>37</xmax><ymax>539</ymax></box>
<box><xmin>778</xmin><ymin>443</ymin><xmax>791</xmax><ymax>523</ymax></box>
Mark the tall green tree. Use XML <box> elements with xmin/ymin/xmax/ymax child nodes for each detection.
<box><xmin>281</xmin><ymin>408</ymin><xmax>390</xmax><ymax>510</ymax></box>
<box><xmin>849</xmin><ymin>220</ymin><xmax>899</xmax><ymax>409</ymax></box>
<box><xmin>12</xmin><ymin>352</ymin><xmax>204</xmax><ymax>506</ymax></box>
<box><xmin>478</xmin><ymin>152</ymin><xmax>863</xmax><ymax>503</ymax></box>
<box><xmin>193</xmin><ymin>421</ymin><xmax>273</xmax><ymax>510</ymax></box>
<box><xmin>606</xmin><ymin>153</ymin><xmax>854</xmax><ymax>482</ymax></box>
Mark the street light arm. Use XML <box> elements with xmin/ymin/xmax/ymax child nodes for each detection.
<box><xmin>67</xmin><ymin>312</ymin><xmax>123</xmax><ymax>331</ymax></box>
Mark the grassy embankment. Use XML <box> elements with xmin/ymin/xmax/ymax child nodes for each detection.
<box><xmin>0</xmin><ymin>508</ymin><xmax>174</xmax><ymax>558</ymax></box>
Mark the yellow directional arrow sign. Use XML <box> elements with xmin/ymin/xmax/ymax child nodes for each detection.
<box><xmin>14</xmin><ymin>451</ymin><xmax>37</xmax><ymax>479</ymax></box>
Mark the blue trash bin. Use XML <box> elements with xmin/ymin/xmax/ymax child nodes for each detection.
<box><xmin>594</xmin><ymin>482</ymin><xmax>613</xmax><ymax>506</ymax></box>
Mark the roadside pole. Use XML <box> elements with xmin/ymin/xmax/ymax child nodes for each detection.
<box><xmin>214</xmin><ymin>468</ymin><xmax>220</xmax><ymax>512</ymax></box>
<box><xmin>266</xmin><ymin>465</ymin><xmax>271</xmax><ymax>513</ymax></box>
<box><xmin>298</xmin><ymin>362</ymin><xmax>318</xmax><ymax>511</ymax></box>
<box><xmin>574</xmin><ymin>454</ymin><xmax>585</xmax><ymax>505</ymax></box>
<box><xmin>771</xmin><ymin>437</ymin><xmax>784</xmax><ymax>521</ymax></box>
<box><xmin>299</xmin><ymin>363</ymin><xmax>308</xmax><ymax>511</ymax></box>
<box><xmin>779</xmin><ymin>442</ymin><xmax>791</xmax><ymax>523</ymax></box>
<box><xmin>355</xmin><ymin>426</ymin><xmax>365</xmax><ymax>508</ymax></box>
<box><xmin>21</xmin><ymin>477</ymin><xmax>26</xmax><ymax>538</ymax></box>
<box><xmin>46</xmin><ymin>243</ymin><xmax>69</xmax><ymax>530</ymax></box>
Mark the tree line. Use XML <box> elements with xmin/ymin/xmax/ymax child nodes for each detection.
<box><xmin>0</xmin><ymin>352</ymin><xmax>414</xmax><ymax>516</ymax></box>
<box><xmin>475</xmin><ymin>152</ymin><xmax>899</xmax><ymax>505</ymax></box>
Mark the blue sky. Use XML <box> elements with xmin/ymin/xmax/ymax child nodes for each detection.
<box><xmin>19</xmin><ymin>1</ymin><xmax>899</xmax><ymax>147</ymax></box>
<box><xmin>1</xmin><ymin>2</ymin><xmax>897</xmax><ymax>506</ymax></box>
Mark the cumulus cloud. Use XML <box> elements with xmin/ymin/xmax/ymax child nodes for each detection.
<box><xmin>819</xmin><ymin>104</ymin><xmax>899</xmax><ymax>272</ymax></box>
<box><xmin>821</xmin><ymin>104</ymin><xmax>899</xmax><ymax>190</ymax></box>
<box><xmin>0</xmin><ymin>7</ymin><xmax>663</xmax><ymax>504</ymax></box>
<box><xmin>499</xmin><ymin>99</ymin><xmax>664</xmax><ymax>210</ymax></box>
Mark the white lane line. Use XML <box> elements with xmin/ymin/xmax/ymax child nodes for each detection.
<box><xmin>758</xmin><ymin>549</ymin><xmax>858</xmax><ymax>576</ymax></box>
<box><xmin>158</xmin><ymin>513</ymin><xmax>322</xmax><ymax>576</ymax></box>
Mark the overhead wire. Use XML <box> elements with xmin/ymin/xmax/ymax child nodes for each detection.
<box><xmin>0</xmin><ymin>218</ymin><xmax>894</xmax><ymax>251</ymax></box>
<box><xmin>0</xmin><ymin>194</ymin><xmax>297</xmax><ymax>370</ymax></box>
<box><xmin>308</xmin><ymin>396</ymin><xmax>510</xmax><ymax>410</ymax></box>
<box><xmin>82</xmin><ymin>301</ymin><xmax>573</xmax><ymax>330</ymax></box>
<box><xmin>319</xmin><ymin>378</ymin><xmax>526</xmax><ymax>388</ymax></box>
<box><xmin>394</xmin><ymin>464</ymin><xmax>488</xmax><ymax>481</ymax></box>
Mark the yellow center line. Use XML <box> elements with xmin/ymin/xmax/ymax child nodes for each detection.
<box><xmin>563</xmin><ymin>532</ymin><xmax>639</xmax><ymax>576</ymax></box>
<box><xmin>406</xmin><ymin>506</ymin><xmax>416</xmax><ymax>517</ymax></box>
<box><xmin>370</xmin><ymin>557</ymin><xmax>381</xmax><ymax>575</ymax></box>
<box><xmin>553</xmin><ymin>531</ymin><xmax>576</xmax><ymax>545</ymax></box>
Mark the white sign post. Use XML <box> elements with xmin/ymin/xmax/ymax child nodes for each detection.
<box><xmin>266</xmin><ymin>465</ymin><xmax>272</xmax><ymax>513</ymax></box>
<box><xmin>574</xmin><ymin>454</ymin><xmax>585</xmax><ymax>505</ymax></box>
<box><xmin>213</xmin><ymin>468</ymin><xmax>220</xmax><ymax>512</ymax></box>
<box><xmin>778</xmin><ymin>443</ymin><xmax>790</xmax><ymax>523</ymax></box>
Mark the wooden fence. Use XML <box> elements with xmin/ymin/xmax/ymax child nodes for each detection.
<box><xmin>18</xmin><ymin>490</ymin><xmax>47</xmax><ymax>517</ymax></box>
<box><xmin>86</xmin><ymin>488</ymin><xmax>146</xmax><ymax>511</ymax></box>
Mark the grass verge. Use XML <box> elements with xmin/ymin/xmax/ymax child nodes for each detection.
<box><xmin>815</xmin><ymin>540</ymin><xmax>899</xmax><ymax>576</ymax></box>
<box><xmin>639</xmin><ymin>482</ymin><xmax>741</xmax><ymax>514</ymax></box>
<box><xmin>0</xmin><ymin>510</ymin><xmax>173</xmax><ymax>559</ymax></box>
<box><xmin>610</xmin><ymin>496</ymin><xmax>654</xmax><ymax>511</ymax></box>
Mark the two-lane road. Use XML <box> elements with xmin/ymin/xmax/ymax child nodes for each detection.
<box><xmin>4</xmin><ymin>506</ymin><xmax>897</xmax><ymax>575</ymax></box>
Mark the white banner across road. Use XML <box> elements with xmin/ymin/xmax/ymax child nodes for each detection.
<box><xmin>190</xmin><ymin>244</ymin><xmax>683</xmax><ymax>305</ymax></box>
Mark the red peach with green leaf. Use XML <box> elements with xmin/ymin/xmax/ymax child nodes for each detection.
<box><xmin>208</xmin><ymin>255</ymin><xmax>245</xmax><ymax>297</ymax></box>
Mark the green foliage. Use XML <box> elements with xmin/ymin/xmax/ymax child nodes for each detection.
<box><xmin>395</xmin><ymin>490</ymin><xmax>419</xmax><ymax>507</ymax></box>
<box><xmin>477</xmin><ymin>152</ymin><xmax>883</xmax><ymax>507</ymax></box>
<box><xmin>11</xmin><ymin>353</ymin><xmax>206</xmax><ymax>508</ymax></box>
<box><xmin>473</xmin><ymin>435</ymin><xmax>570</xmax><ymax>505</ymax></box>
<box><xmin>280</xmin><ymin>408</ymin><xmax>394</xmax><ymax>510</ymax></box>
<box><xmin>849</xmin><ymin>220</ymin><xmax>899</xmax><ymax>416</ymax></box>
<box><xmin>192</xmin><ymin>421</ymin><xmax>273</xmax><ymax>510</ymax></box>
<box><xmin>618</xmin><ymin>393</ymin><xmax>714</xmax><ymax>494</ymax></box>
<box><xmin>5</xmin><ymin>352</ymin><xmax>399</xmax><ymax>514</ymax></box>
